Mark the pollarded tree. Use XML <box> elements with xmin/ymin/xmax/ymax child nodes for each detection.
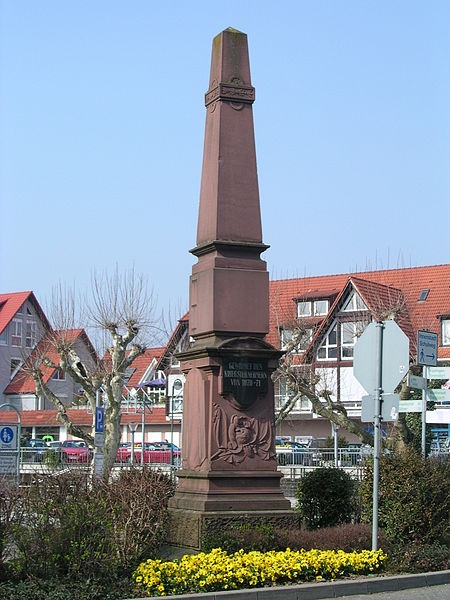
<box><xmin>27</xmin><ymin>268</ymin><xmax>161</xmax><ymax>479</ymax></box>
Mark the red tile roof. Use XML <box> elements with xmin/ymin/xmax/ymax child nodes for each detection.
<box><xmin>126</xmin><ymin>347</ymin><xmax>165</xmax><ymax>388</ymax></box>
<box><xmin>269</xmin><ymin>264</ymin><xmax>450</xmax><ymax>359</ymax></box>
<box><xmin>0</xmin><ymin>407</ymin><xmax>176</xmax><ymax>427</ymax></box>
<box><xmin>4</xmin><ymin>329</ymin><xmax>94</xmax><ymax>395</ymax></box>
<box><xmin>0</xmin><ymin>291</ymin><xmax>50</xmax><ymax>335</ymax></box>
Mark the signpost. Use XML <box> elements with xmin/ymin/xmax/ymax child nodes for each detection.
<box><xmin>94</xmin><ymin>403</ymin><xmax>105</xmax><ymax>477</ymax></box>
<box><xmin>0</xmin><ymin>404</ymin><xmax>21</xmax><ymax>483</ymax></box>
<box><xmin>417</xmin><ymin>330</ymin><xmax>438</xmax><ymax>367</ymax></box>
<box><xmin>354</xmin><ymin>320</ymin><xmax>409</xmax><ymax>552</ymax></box>
<box><xmin>416</xmin><ymin>331</ymin><xmax>438</xmax><ymax>457</ymax></box>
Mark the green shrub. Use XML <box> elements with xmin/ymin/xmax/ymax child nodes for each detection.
<box><xmin>0</xmin><ymin>577</ymin><xmax>138</xmax><ymax>600</ymax></box>
<box><xmin>359</xmin><ymin>447</ymin><xmax>450</xmax><ymax>545</ymax></box>
<box><xmin>202</xmin><ymin>521</ymin><xmax>279</xmax><ymax>553</ymax></box>
<box><xmin>202</xmin><ymin>521</ymin><xmax>382</xmax><ymax>554</ymax></box>
<box><xmin>387</xmin><ymin>542</ymin><xmax>450</xmax><ymax>573</ymax></box>
<box><xmin>296</xmin><ymin>468</ymin><xmax>355</xmax><ymax>529</ymax></box>
<box><xmin>283</xmin><ymin>523</ymin><xmax>388</xmax><ymax>552</ymax></box>
<box><xmin>6</xmin><ymin>468</ymin><xmax>175</xmax><ymax>581</ymax></box>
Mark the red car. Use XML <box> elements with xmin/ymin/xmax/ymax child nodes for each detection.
<box><xmin>61</xmin><ymin>440</ymin><xmax>93</xmax><ymax>464</ymax></box>
<box><xmin>116</xmin><ymin>442</ymin><xmax>181</xmax><ymax>466</ymax></box>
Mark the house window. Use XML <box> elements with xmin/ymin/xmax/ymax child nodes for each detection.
<box><xmin>341</xmin><ymin>321</ymin><xmax>365</xmax><ymax>358</ymax></box>
<box><xmin>27</xmin><ymin>307</ymin><xmax>32</xmax><ymax>315</ymax></box>
<box><xmin>52</xmin><ymin>369</ymin><xmax>66</xmax><ymax>381</ymax></box>
<box><xmin>314</xmin><ymin>300</ymin><xmax>329</xmax><ymax>316</ymax></box>
<box><xmin>26</xmin><ymin>321</ymin><xmax>37</xmax><ymax>348</ymax></box>
<box><xmin>342</xmin><ymin>292</ymin><xmax>367</xmax><ymax>312</ymax></box>
<box><xmin>0</xmin><ymin>328</ymin><xmax>7</xmax><ymax>345</ymax></box>
<box><xmin>11</xmin><ymin>319</ymin><xmax>22</xmax><ymax>346</ymax></box>
<box><xmin>16</xmin><ymin>305</ymin><xmax>23</xmax><ymax>315</ymax></box>
<box><xmin>297</xmin><ymin>301</ymin><xmax>311</xmax><ymax>317</ymax></box>
<box><xmin>280</xmin><ymin>328</ymin><xmax>293</xmax><ymax>350</ymax></box>
<box><xmin>317</xmin><ymin>324</ymin><xmax>337</xmax><ymax>360</ymax></box>
<box><xmin>442</xmin><ymin>320</ymin><xmax>450</xmax><ymax>347</ymax></box>
<box><xmin>10</xmin><ymin>358</ymin><xmax>22</xmax><ymax>377</ymax></box>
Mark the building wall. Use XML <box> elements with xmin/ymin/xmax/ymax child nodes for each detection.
<box><xmin>0</xmin><ymin>298</ymin><xmax>47</xmax><ymax>407</ymax></box>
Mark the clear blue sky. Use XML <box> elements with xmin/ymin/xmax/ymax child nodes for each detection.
<box><xmin>1</xmin><ymin>1</ymin><xmax>449</xmax><ymax>318</ymax></box>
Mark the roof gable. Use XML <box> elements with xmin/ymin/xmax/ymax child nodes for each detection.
<box><xmin>4</xmin><ymin>329</ymin><xmax>97</xmax><ymax>395</ymax></box>
<box><xmin>0</xmin><ymin>291</ymin><xmax>50</xmax><ymax>336</ymax></box>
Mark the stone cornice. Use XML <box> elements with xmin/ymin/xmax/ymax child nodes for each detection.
<box><xmin>205</xmin><ymin>80</ymin><xmax>255</xmax><ymax>107</ymax></box>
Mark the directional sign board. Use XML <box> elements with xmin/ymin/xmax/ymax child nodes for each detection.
<box><xmin>354</xmin><ymin>320</ymin><xmax>409</xmax><ymax>394</ymax></box>
<box><xmin>95</xmin><ymin>406</ymin><xmax>105</xmax><ymax>433</ymax></box>
<box><xmin>417</xmin><ymin>330</ymin><xmax>438</xmax><ymax>367</ymax></box>
<box><xmin>428</xmin><ymin>389</ymin><xmax>450</xmax><ymax>403</ymax></box>
<box><xmin>407</xmin><ymin>374</ymin><xmax>427</xmax><ymax>390</ymax></box>
<box><xmin>428</xmin><ymin>367</ymin><xmax>450</xmax><ymax>380</ymax></box>
<box><xmin>399</xmin><ymin>399</ymin><xmax>422</xmax><ymax>413</ymax></box>
<box><xmin>361</xmin><ymin>394</ymin><xmax>399</xmax><ymax>422</ymax></box>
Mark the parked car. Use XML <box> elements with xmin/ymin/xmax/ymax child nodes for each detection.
<box><xmin>116</xmin><ymin>442</ymin><xmax>181</xmax><ymax>466</ymax></box>
<box><xmin>153</xmin><ymin>441</ymin><xmax>180</xmax><ymax>452</ymax></box>
<box><xmin>22</xmin><ymin>439</ymin><xmax>47</xmax><ymax>463</ymax></box>
<box><xmin>47</xmin><ymin>440</ymin><xmax>62</xmax><ymax>450</ymax></box>
<box><xmin>275</xmin><ymin>438</ymin><xmax>311</xmax><ymax>466</ymax></box>
<box><xmin>60</xmin><ymin>440</ymin><xmax>92</xmax><ymax>464</ymax></box>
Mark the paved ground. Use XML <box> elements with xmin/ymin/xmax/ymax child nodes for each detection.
<box><xmin>334</xmin><ymin>583</ymin><xmax>450</xmax><ymax>600</ymax></box>
<box><xmin>128</xmin><ymin>573</ymin><xmax>450</xmax><ymax>599</ymax></box>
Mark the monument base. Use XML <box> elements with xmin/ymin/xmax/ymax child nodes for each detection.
<box><xmin>167</xmin><ymin>507</ymin><xmax>300</xmax><ymax>550</ymax></box>
<box><xmin>169</xmin><ymin>469</ymin><xmax>291</xmax><ymax>512</ymax></box>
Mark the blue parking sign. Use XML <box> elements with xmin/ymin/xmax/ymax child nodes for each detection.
<box><xmin>95</xmin><ymin>407</ymin><xmax>105</xmax><ymax>433</ymax></box>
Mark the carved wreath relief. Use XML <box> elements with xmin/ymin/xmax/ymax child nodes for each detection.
<box><xmin>211</xmin><ymin>403</ymin><xmax>275</xmax><ymax>465</ymax></box>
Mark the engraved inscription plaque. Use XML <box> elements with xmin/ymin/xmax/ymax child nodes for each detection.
<box><xmin>222</xmin><ymin>358</ymin><xmax>268</xmax><ymax>408</ymax></box>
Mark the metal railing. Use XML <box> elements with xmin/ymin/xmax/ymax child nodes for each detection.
<box><xmin>276</xmin><ymin>447</ymin><xmax>364</xmax><ymax>468</ymax></box>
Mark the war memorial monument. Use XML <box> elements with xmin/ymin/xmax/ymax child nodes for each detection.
<box><xmin>167</xmin><ymin>28</ymin><xmax>299</xmax><ymax>549</ymax></box>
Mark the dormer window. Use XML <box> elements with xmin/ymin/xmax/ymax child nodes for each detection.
<box><xmin>342</xmin><ymin>292</ymin><xmax>367</xmax><ymax>312</ymax></box>
<box><xmin>297</xmin><ymin>301</ymin><xmax>311</xmax><ymax>317</ymax></box>
<box><xmin>314</xmin><ymin>300</ymin><xmax>329</xmax><ymax>316</ymax></box>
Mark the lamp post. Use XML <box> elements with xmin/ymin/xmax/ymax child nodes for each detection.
<box><xmin>170</xmin><ymin>379</ymin><xmax>183</xmax><ymax>466</ymax></box>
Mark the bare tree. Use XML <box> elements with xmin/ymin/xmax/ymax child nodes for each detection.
<box><xmin>26</xmin><ymin>267</ymin><xmax>160</xmax><ymax>479</ymax></box>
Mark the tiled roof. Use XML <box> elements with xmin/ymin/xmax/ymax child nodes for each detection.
<box><xmin>0</xmin><ymin>291</ymin><xmax>50</xmax><ymax>335</ymax></box>
<box><xmin>126</xmin><ymin>347</ymin><xmax>165</xmax><ymax>388</ymax></box>
<box><xmin>4</xmin><ymin>329</ymin><xmax>92</xmax><ymax>395</ymax></box>
<box><xmin>0</xmin><ymin>406</ymin><xmax>177</xmax><ymax>427</ymax></box>
<box><xmin>268</xmin><ymin>264</ymin><xmax>450</xmax><ymax>359</ymax></box>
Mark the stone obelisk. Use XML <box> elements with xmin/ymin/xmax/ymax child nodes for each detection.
<box><xmin>167</xmin><ymin>28</ymin><xmax>296</xmax><ymax>550</ymax></box>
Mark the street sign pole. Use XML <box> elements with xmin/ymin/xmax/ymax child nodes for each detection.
<box><xmin>421</xmin><ymin>366</ymin><xmax>428</xmax><ymax>457</ymax></box>
<box><xmin>417</xmin><ymin>330</ymin><xmax>437</xmax><ymax>458</ymax></box>
<box><xmin>372</xmin><ymin>321</ymin><xmax>384</xmax><ymax>552</ymax></box>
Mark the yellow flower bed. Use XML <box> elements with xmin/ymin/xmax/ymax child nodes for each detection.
<box><xmin>133</xmin><ymin>547</ymin><xmax>387</xmax><ymax>596</ymax></box>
